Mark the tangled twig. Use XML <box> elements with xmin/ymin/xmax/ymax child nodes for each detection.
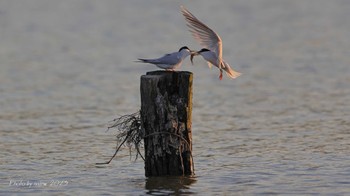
<box><xmin>96</xmin><ymin>111</ymin><xmax>193</xmax><ymax>172</ymax></box>
<box><xmin>96</xmin><ymin>111</ymin><xmax>143</xmax><ymax>165</ymax></box>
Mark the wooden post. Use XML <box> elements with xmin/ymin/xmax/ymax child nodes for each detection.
<box><xmin>140</xmin><ymin>71</ymin><xmax>194</xmax><ymax>176</ymax></box>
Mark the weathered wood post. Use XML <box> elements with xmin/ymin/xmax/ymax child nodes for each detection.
<box><xmin>140</xmin><ymin>71</ymin><xmax>194</xmax><ymax>176</ymax></box>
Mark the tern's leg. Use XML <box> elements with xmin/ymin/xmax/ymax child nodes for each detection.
<box><xmin>219</xmin><ymin>69</ymin><xmax>223</xmax><ymax>80</ymax></box>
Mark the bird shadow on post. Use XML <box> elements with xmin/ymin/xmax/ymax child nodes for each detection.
<box><xmin>141</xmin><ymin>71</ymin><xmax>194</xmax><ymax>177</ymax></box>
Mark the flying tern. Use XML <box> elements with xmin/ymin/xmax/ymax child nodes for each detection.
<box><xmin>191</xmin><ymin>48</ymin><xmax>241</xmax><ymax>79</ymax></box>
<box><xmin>181</xmin><ymin>6</ymin><xmax>241</xmax><ymax>80</ymax></box>
<box><xmin>137</xmin><ymin>46</ymin><xmax>193</xmax><ymax>71</ymax></box>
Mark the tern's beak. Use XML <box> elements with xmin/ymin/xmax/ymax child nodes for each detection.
<box><xmin>190</xmin><ymin>51</ymin><xmax>199</xmax><ymax>65</ymax></box>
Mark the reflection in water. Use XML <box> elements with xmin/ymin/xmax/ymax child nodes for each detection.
<box><xmin>145</xmin><ymin>176</ymin><xmax>197</xmax><ymax>195</ymax></box>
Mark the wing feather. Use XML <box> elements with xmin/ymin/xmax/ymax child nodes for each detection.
<box><xmin>181</xmin><ymin>6</ymin><xmax>222</xmax><ymax>58</ymax></box>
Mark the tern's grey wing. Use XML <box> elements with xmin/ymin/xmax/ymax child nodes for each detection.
<box><xmin>155</xmin><ymin>52</ymin><xmax>180</xmax><ymax>65</ymax></box>
<box><xmin>181</xmin><ymin>6</ymin><xmax>222</xmax><ymax>58</ymax></box>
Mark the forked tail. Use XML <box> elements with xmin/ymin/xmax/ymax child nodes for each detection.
<box><xmin>136</xmin><ymin>58</ymin><xmax>151</xmax><ymax>63</ymax></box>
<box><xmin>222</xmin><ymin>61</ymin><xmax>241</xmax><ymax>79</ymax></box>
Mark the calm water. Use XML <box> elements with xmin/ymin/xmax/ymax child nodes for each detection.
<box><xmin>1</xmin><ymin>0</ymin><xmax>350</xmax><ymax>195</ymax></box>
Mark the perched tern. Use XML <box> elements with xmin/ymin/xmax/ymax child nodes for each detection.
<box><xmin>181</xmin><ymin>6</ymin><xmax>241</xmax><ymax>80</ymax></box>
<box><xmin>137</xmin><ymin>46</ymin><xmax>193</xmax><ymax>71</ymax></box>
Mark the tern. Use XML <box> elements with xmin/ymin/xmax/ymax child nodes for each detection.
<box><xmin>137</xmin><ymin>46</ymin><xmax>193</xmax><ymax>71</ymax></box>
<box><xmin>181</xmin><ymin>6</ymin><xmax>241</xmax><ymax>80</ymax></box>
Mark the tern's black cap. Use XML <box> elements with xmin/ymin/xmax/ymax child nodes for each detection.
<box><xmin>179</xmin><ymin>46</ymin><xmax>190</xmax><ymax>52</ymax></box>
<box><xmin>198</xmin><ymin>48</ymin><xmax>210</xmax><ymax>53</ymax></box>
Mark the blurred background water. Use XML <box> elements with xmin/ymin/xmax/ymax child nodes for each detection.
<box><xmin>1</xmin><ymin>0</ymin><xmax>350</xmax><ymax>195</ymax></box>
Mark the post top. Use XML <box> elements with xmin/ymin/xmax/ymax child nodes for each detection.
<box><xmin>145</xmin><ymin>70</ymin><xmax>192</xmax><ymax>76</ymax></box>
<box><xmin>141</xmin><ymin>71</ymin><xmax>193</xmax><ymax>81</ymax></box>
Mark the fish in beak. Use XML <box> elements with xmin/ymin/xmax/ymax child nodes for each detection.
<box><xmin>190</xmin><ymin>51</ymin><xmax>199</xmax><ymax>65</ymax></box>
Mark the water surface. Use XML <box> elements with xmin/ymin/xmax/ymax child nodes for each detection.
<box><xmin>1</xmin><ymin>0</ymin><xmax>350</xmax><ymax>195</ymax></box>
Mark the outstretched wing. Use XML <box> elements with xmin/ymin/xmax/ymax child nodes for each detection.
<box><xmin>181</xmin><ymin>6</ymin><xmax>222</xmax><ymax>59</ymax></box>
